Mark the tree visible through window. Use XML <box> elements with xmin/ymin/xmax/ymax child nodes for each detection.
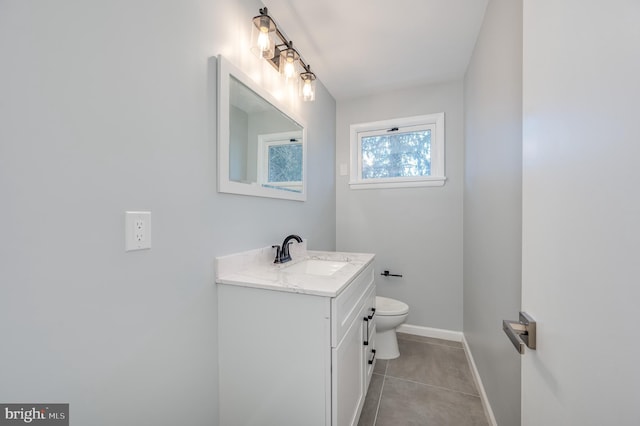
<box><xmin>361</xmin><ymin>129</ymin><xmax>431</xmax><ymax>179</ymax></box>
<box><xmin>268</xmin><ymin>143</ymin><xmax>302</xmax><ymax>183</ymax></box>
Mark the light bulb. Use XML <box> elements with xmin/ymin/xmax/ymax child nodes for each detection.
<box><xmin>299</xmin><ymin>70</ymin><xmax>316</xmax><ymax>102</ymax></box>
<box><xmin>251</xmin><ymin>13</ymin><xmax>275</xmax><ymax>59</ymax></box>
<box><xmin>302</xmin><ymin>79</ymin><xmax>313</xmax><ymax>100</ymax></box>
<box><xmin>284</xmin><ymin>60</ymin><xmax>296</xmax><ymax>79</ymax></box>
<box><xmin>279</xmin><ymin>47</ymin><xmax>299</xmax><ymax>81</ymax></box>
<box><xmin>257</xmin><ymin>29</ymin><xmax>270</xmax><ymax>53</ymax></box>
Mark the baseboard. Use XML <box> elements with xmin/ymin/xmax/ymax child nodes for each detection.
<box><xmin>396</xmin><ymin>323</ymin><xmax>463</xmax><ymax>342</ymax></box>
<box><xmin>461</xmin><ymin>336</ymin><xmax>498</xmax><ymax>426</ymax></box>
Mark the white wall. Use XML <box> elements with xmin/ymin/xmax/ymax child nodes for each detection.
<box><xmin>0</xmin><ymin>1</ymin><xmax>336</xmax><ymax>425</ymax></box>
<box><xmin>463</xmin><ymin>0</ymin><xmax>522</xmax><ymax>424</ymax></box>
<box><xmin>336</xmin><ymin>82</ymin><xmax>464</xmax><ymax>330</ymax></box>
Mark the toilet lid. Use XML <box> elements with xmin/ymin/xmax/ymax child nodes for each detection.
<box><xmin>375</xmin><ymin>296</ymin><xmax>409</xmax><ymax>316</ymax></box>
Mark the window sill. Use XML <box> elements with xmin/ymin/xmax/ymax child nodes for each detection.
<box><xmin>349</xmin><ymin>177</ymin><xmax>446</xmax><ymax>190</ymax></box>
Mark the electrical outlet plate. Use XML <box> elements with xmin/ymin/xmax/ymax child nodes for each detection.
<box><xmin>125</xmin><ymin>211</ymin><xmax>151</xmax><ymax>251</ymax></box>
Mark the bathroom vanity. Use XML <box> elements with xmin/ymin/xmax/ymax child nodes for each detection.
<box><xmin>215</xmin><ymin>246</ymin><xmax>376</xmax><ymax>426</ymax></box>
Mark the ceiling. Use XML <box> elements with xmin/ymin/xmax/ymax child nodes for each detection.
<box><xmin>263</xmin><ymin>0</ymin><xmax>489</xmax><ymax>101</ymax></box>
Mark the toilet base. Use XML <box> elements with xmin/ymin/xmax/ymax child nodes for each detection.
<box><xmin>376</xmin><ymin>328</ymin><xmax>400</xmax><ymax>360</ymax></box>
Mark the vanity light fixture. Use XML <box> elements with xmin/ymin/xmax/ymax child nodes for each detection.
<box><xmin>251</xmin><ymin>7</ymin><xmax>317</xmax><ymax>102</ymax></box>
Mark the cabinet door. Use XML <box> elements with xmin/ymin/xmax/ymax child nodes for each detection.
<box><xmin>219</xmin><ymin>285</ymin><xmax>331</xmax><ymax>426</ymax></box>
<box><xmin>332</xmin><ymin>306</ymin><xmax>367</xmax><ymax>426</ymax></box>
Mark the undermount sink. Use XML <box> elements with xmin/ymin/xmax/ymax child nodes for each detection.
<box><xmin>282</xmin><ymin>259</ymin><xmax>349</xmax><ymax>276</ymax></box>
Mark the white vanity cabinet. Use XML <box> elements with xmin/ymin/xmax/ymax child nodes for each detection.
<box><xmin>216</xmin><ymin>251</ymin><xmax>376</xmax><ymax>426</ymax></box>
<box><xmin>332</xmin><ymin>280</ymin><xmax>376</xmax><ymax>426</ymax></box>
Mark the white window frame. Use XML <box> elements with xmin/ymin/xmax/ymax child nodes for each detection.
<box><xmin>257</xmin><ymin>131</ymin><xmax>304</xmax><ymax>192</ymax></box>
<box><xmin>349</xmin><ymin>113</ymin><xmax>446</xmax><ymax>189</ymax></box>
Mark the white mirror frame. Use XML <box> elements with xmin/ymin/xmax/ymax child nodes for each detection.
<box><xmin>217</xmin><ymin>55</ymin><xmax>307</xmax><ymax>201</ymax></box>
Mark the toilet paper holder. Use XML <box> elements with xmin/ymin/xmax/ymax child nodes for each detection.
<box><xmin>503</xmin><ymin>311</ymin><xmax>536</xmax><ymax>354</ymax></box>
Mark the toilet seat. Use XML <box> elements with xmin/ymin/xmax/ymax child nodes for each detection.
<box><xmin>376</xmin><ymin>296</ymin><xmax>409</xmax><ymax>316</ymax></box>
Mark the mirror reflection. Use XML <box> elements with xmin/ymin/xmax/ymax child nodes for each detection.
<box><xmin>228</xmin><ymin>76</ymin><xmax>303</xmax><ymax>193</ymax></box>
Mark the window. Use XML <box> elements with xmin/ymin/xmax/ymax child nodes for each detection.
<box><xmin>349</xmin><ymin>113</ymin><xmax>445</xmax><ymax>189</ymax></box>
<box><xmin>257</xmin><ymin>131</ymin><xmax>304</xmax><ymax>192</ymax></box>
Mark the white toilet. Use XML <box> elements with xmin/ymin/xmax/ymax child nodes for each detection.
<box><xmin>375</xmin><ymin>296</ymin><xmax>409</xmax><ymax>359</ymax></box>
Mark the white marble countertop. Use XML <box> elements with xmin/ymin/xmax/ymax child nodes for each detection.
<box><xmin>215</xmin><ymin>244</ymin><xmax>375</xmax><ymax>297</ymax></box>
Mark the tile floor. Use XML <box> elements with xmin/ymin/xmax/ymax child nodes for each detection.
<box><xmin>358</xmin><ymin>333</ymin><xmax>489</xmax><ymax>426</ymax></box>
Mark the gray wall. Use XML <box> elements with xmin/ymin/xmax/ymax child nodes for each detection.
<box><xmin>336</xmin><ymin>82</ymin><xmax>464</xmax><ymax>331</ymax></box>
<box><xmin>0</xmin><ymin>1</ymin><xmax>336</xmax><ymax>425</ymax></box>
<box><xmin>463</xmin><ymin>0</ymin><xmax>522</xmax><ymax>424</ymax></box>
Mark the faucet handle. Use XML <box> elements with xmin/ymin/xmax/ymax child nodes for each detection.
<box><xmin>272</xmin><ymin>245</ymin><xmax>281</xmax><ymax>264</ymax></box>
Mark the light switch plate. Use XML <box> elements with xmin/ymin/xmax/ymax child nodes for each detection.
<box><xmin>339</xmin><ymin>163</ymin><xmax>348</xmax><ymax>176</ymax></box>
<box><xmin>125</xmin><ymin>211</ymin><xmax>151</xmax><ymax>251</ymax></box>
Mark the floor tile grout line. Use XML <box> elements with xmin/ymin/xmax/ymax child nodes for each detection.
<box><xmin>391</xmin><ymin>338</ymin><xmax>478</xmax><ymax>396</ymax></box>
<box><xmin>368</xmin><ymin>341</ymin><xmax>487</xmax><ymax>425</ymax></box>
<box><xmin>383</xmin><ymin>373</ymin><xmax>482</xmax><ymax>399</ymax></box>
<box><xmin>371</xmin><ymin>361</ymin><xmax>389</xmax><ymax>426</ymax></box>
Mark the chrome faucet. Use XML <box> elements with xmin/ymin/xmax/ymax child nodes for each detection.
<box><xmin>272</xmin><ymin>234</ymin><xmax>303</xmax><ymax>264</ymax></box>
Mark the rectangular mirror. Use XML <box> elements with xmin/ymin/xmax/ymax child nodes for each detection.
<box><xmin>217</xmin><ymin>55</ymin><xmax>307</xmax><ymax>201</ymax></box>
